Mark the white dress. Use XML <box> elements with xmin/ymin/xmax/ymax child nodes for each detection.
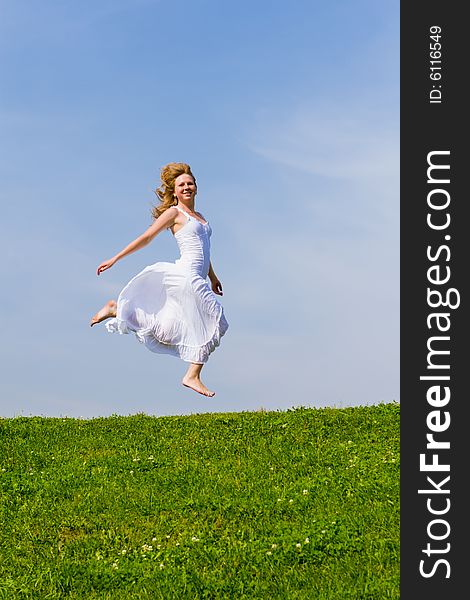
<box><xmin>105</xmin><ymin>204</ymin><xmax>229</xmax><ymax>364</ymax></box>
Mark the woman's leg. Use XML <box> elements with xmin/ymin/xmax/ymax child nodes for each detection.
<box><xmin>182</xmin><ymin>362</ymin><xmax>215</xmax><ymax>397</ymax></box>
<box><xmin>90</xmin><ymin>299</ymin><xmax>117</xmax><ymax>327</ymax></box>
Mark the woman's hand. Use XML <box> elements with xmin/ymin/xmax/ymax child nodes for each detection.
<box><xmin>211</xmin><ymin>278</ymin><xmax>223</xmax><ymax>296</ymax></box>
<box><xmin>96</xmin><ymin>257</ymin><xmax>117</xmax><ymax>276</ymax></box>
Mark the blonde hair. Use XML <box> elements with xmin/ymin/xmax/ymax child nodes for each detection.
<box><xmin>152</xmin><ymin>162</ymin><xmax>197</xmax><ymax>219</ymax></box>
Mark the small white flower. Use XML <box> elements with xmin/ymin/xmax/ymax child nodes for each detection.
<box><xmin>296</xmin><ymin>543</ymin><xmax>301</xmax><ymax>548</ymax></box>
<box><xmin>289</xmin><ymin>499</ymin><xmax>293</xmax><ymax>504</ymax></box>
<box><xmin>121</xmin><ymin>549</ymin><xmax>127</xmax><ymax>555</ymax></box>
<box><xmin>304</xmin><ymin>538</ymin><xmax>310</xmax><ymax>544</ymax></box>
<box><xmin>266</xmin><ymin>551</ymin><xmax>272</xmax><ymax>555</ymax></box>
<box><xmin>277</xmin><ymin>498</ymin><xmax>282</xmax><ymax>502</ymax></box>
<box><xmin>130</xmin><ymin>470</ymin><xmax>134</xmax><ymax>474</ymax></box>
<box><xmin>159</xmin><ymin>563</ymin><xmax>164</xmax><ymax>569</ymax></box>
<box><xmin>166</xmin><ymin>535</ymin><xmax>171</xmax><ymax>539</ymax></box>
<box><xmin>112</xmin><ymin>562</ymin><xmax>118</xmax><ymax>570</ymax></box>
<box><xmin>321</xmin><ymin>530</ymin><xmax>326</xmax><ymax>534</ymax></box>
<box><xmin>191</xmin><ymin>536</ymin><xmax>200</xmax><ymax>542</ymax></box>
<box><xmin>132</xmin><ymin>458</ymin><xmax>140</xmax><ymax>462</ymax></box>
<box><xmin>271</xmin><ymin>544</ymin><xmax>278</xmax><ymax>549</ymax></box>
<box><xmin>302</xmin><ymin>489</ymin><xmax>308</xmax><ymax>495</ymax></box>
<box><xmin>152</xmin><ymin>537</ymin><xmax>157</xmax><ymax>542</ymax></box>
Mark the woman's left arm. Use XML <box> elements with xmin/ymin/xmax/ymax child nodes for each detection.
<box><xmin>208</xmin><ymin>262</ymin><xmax>223</xmax><ymax>296</ymax></box>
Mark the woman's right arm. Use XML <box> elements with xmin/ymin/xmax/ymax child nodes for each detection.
<box><xmin>96</xmin><ymin>207</ymin><xmax>179</xmax><ymax>276</ymax></box>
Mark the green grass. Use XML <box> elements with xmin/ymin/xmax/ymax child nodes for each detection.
<box><xmin>0</xmin><ymin>402</ymin><xmax>399</xmax><ymax>599</ymax></box>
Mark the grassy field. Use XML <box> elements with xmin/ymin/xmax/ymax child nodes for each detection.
<box><xmin>0</xmin><ymin>402</ymin><xmax>399</xmax><ymax>599</ymax></box>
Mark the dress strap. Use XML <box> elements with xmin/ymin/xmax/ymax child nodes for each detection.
<box><xmin>175</xmin><ymin>204</ymin><xmax>191</xmax><ymax>218</ymax></box>
<box><xmin>174</xmin><ymin>203</ymin><xmax>208</xmax><ymax>226</ymax></box>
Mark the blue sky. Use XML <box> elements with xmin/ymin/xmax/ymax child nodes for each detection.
<box><xmin>0</xmin><ymin>0</ymin><xmax>399</xmax><ymax>418</ymax></box>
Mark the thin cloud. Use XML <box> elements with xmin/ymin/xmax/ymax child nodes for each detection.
<box><xmin>246</xmin><ymin>107</ymin><xmax>398</xmax><ymax>182</ymax></box>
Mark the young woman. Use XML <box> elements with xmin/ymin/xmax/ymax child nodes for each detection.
<box><xmin>90</xmin><ymin>162</ymin><xmax>228</xmax><ymax>397</ymax></box>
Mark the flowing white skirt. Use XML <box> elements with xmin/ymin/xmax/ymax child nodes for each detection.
<box><xmin>105</xmin><ymin>261</ymin><xmax>228</xmax><ymax>364</ymax></box>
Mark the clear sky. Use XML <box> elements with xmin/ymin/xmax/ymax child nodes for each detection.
<box><xmin>0</xmin><ymin>0</ymin><xmax>399</xmax><ymax>418</ymax></box>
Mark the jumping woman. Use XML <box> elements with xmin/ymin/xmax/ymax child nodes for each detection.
<box><xmin>90</xmin><ymin>162</ymin><xmax>228</xmax><ymax>397</ymax></box>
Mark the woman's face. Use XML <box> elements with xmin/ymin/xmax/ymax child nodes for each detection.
<box><xmin>174</xmin><ymin>173</ymin><xmax>196</xmax><ymax>204</ymax></box>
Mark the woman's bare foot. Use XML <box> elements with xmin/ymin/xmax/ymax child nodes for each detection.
<box><xmin>90</xmin><ymin>300</ymin><xmax>117</xmax><ymax>327</ymax></box>
<box><xmin>182</xmin><ymin>375</ymin><xmax>215</xmax><ymax>397</ymax></box>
